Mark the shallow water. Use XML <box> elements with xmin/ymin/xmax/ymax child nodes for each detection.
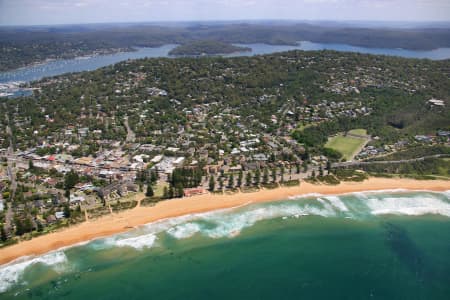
<box><xmin>1</xmin><ymin>190</ymin><xmax>449</xmax><ymax>299</ymax></box>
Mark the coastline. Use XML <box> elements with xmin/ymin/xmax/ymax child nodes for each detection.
<box><xmin>0</xmin><ymin>47</ymin><xmax>134</xmax><ymax>75</ymax></box>
<box><xmin>0</xmin><ymin>177</ymin><xmax>448</xmax><ymax>266</ymax></box>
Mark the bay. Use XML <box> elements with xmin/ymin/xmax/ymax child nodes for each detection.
<box><xmin>1</xmin><ymin>41</ymin><xmax>450</xmax><ymax>86</ymax></box>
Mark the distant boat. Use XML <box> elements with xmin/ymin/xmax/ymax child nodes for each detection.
<box><xmin>0</xmin><ymin>92</ymin><xmax>14</xmax><ymax>97</ymax></box>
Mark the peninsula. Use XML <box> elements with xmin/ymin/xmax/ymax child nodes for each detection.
<box><xmin>169</xmin><ymin>40</ymin><xmax>251</xmax><ymax>56</ymax></box>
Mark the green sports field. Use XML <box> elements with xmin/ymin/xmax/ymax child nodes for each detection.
<box><xmin>325</xmin><ymin>130</ymin><xmax>369</xmax><ymax>161</ymax></box>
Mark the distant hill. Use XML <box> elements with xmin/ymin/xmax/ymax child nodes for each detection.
<box><xmin>1</xmin><ymin>22</ymin><xmax>450</xmax><ymax>71</ymax></box>
<box><xmin>169</xmin><ymin>41</ymin><xmax>251</xmax><ymax>56</ymax></box>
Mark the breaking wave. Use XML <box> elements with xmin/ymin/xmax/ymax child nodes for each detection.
<box><xmin>1</xmin><ymin>190</ymin><xmax>449</xmax><ymax>294</ymax></box>
<box><xmin>0</xmin><ymin>251</ymin><xmax>68</xmax><ymax>293</ymax></box>
<box><xmin>113</xmin><ymin>233</ymin><xmax>158</xmax><ymax>250</ymax></box>
<box><xmin>91</xmin><ymin>190</ymin><xmax>450</xmax><ymax>247</ymax></box>
<box><xmin>167</xmin><ymin>223</ymin><xmax>202</xmax><ymax>239</ymax></box>
<box><xmin>365</xmin><ymin>195</ymin><xmax>450</xmax><ymax>216</ymax></box>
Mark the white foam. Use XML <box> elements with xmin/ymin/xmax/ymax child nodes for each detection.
<box><xmin>0</xmin><ymin>251</ymin><xmax>68</xmax><ymax>293</ymax></box>
<box><xmin>443</xmin><ymin>190</ymin><xmax>450</xmax><ymax>198</ymax></box>
<box><xmin>323</xmin><ymin>196</ymin><xmax>349</xmax><ymax>212</ymax></box>
<box><xmin>167</xmin><ymin>223</ymin><xmax>202</xmax><ymax>239</ymax></box>
<box><xmin>353</xmin><ymin>189</ymin><xmax>410</xmax><ymax>195</ymax></box>
<box><xmin>200</xmin><ymin>203</ymin><xmax>335</xmax><ymax>238</ymax></box>
<box><xmin>366</xmin><ymin>195</ymin><xmax>450</xmax><ymax>217</ymax></box>
<box><xmin>316</xmin><ymin>198</ymin><xmax>336</xmax><ymax>213</ymax></box>
<box><xmin>288</xmin><ymin>193</ymin><xmax>323</xmax><ymax>200</ymax></box>
<box><xmin>108</xmin><ymin>233</ymin><xmax>158</xmax><ymax>250</ymax></box>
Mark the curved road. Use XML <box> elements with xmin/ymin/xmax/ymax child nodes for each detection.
<box><xmin>332</xmin><ymin>154</ymin><xmax>450</xmax><ymax>168</ymax></box>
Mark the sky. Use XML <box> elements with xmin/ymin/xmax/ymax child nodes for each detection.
<box><xmin>0</xmin><ymin>0</ymin><xmax>449</xmax><ymax>26</ymax></box>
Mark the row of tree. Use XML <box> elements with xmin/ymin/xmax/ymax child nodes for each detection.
<box><xmin>209</xmin><ymin>166</ymin><xmax>303</xmax><ymax>191</ymax></box>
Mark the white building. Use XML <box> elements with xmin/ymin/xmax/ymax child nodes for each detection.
<box><xmin>428</xmin><ymin>99</ymin><xmax>445</xmax><ymax>106</ymax></box>
<box><xmin>151</xmin><ymin>155</ymin><xmax>163</xmax><ymax>163</ymax></box>
<box><xmin>173</xmin><ymin>157</ymin><xmax>185</xmax><ymax>167</ymax></box>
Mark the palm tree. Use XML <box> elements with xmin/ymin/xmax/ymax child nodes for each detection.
<box><xmin>263</xmin><ymin>168</ymin><xmax>269</xmax><ymax>184</ymax></box>
<box><xmin>246</xmin><ymin>172</ymin><xmax>252</xmax><ymax>187</ymax></box>
<box><xmin>228</xmin><ymin>173</ymin><xmax>234</xmax><ymax>188</ymax></box>
<box><xmin>254</xmin><ymin>169</ymin><xmax>261</xmax><ymax>186</ymax></box>
<box><xmin>271</xmin><ymin>168</ymin><xmax>277</xmax><ymax>183</ymax></box>
<box><xmin>146</xmin><ymin>185</ymin><xmax>154</xmax><ymax>197</ymax></box>
<box><xmin>209</xmin><ymin>175</ymin><xmax>215</xmax><ymax>191</ymax></box>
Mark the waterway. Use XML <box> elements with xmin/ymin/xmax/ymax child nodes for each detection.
<box><xmin>1</xmin><ymin>41</ymin><xmax>449</xmax><ymax>97</ymax></box>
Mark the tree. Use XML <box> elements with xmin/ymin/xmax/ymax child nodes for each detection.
<box><xmin>263</xmin><ymin>168</ymin><xmax>269</xmax><ymax>184</ymax></box>
<box><xmin>37</xmin><ymin>221</ymin><xmax>43</xmax><ymax>233</ymax></box>
<box><xmin>296</xmin><ymin>162</ymin><xmax>301</xmax><ymax>174</ymax></box>
<box><xmin>146</xmin><ymin>185</ymin><xmax>154</xmax><ymax>197</ymax></box>
<box><xmin>168</xmin><ymin>185</ymin><xmax>175</xmax><ymax>198</ymax></box>
<box><xmin>269</xmin><ymin>153</ymin><xmax>276</xmax><ymax>163</ymax></box>
<box><xmin>326</xmin><ymin>161</ymin><xmax>332</xmax><ymax>175</ymax></box>
<box><xmin>271</xmin><ymin>168</ymin><xmax>277</xmax><ymax>183</ymax></box>
<box><xmin>0</xmin><ymin>224</ymin><xmax>7</xmax><ymax>242</ymax></box>
<box><xmin>280</xmin><ymin>166</ymin><xmax>285</xmax><ymax>183</ymax></box>
<box><xmin>228</xmin><ymin>173</ymin><xmax>234</xmax><ymax>188</ymax></box>
<box><xmin>237</xmin><ymin>170</ymin><xmax>243</xmax><ymax>187</ymax></box>
<box><xmin>23</xmin><ymin>218</ymin><xmax>33</xmax><ymax>233</ymax></box>
<box><xmin>245</xmin><ymin>172</ymin><xmax>252</xmax><ymax>186</ymax></box>
<box><xmin>15</xmin><ymin>218</ymin><xmax>24</xmax><ymax>236</ymax></box>
<box><xmin>150</xmin><ymin>170</ymin><xmax>158</xmax><ymax>184</ymax></box>
<box><xmin>63</xmin><ymin>204</ymin><xmax>71</xmax><ymax>218</ymax></box>
<box><xmin>209</xmin><ymin>175</ymin><xmax>215</xmax><ymax>191</ymax></box>
<box><xmin>162</xmin><ymin>186</ymin><xmax>169</xmax><ymax>199</ymax></box>
<box><xmin>254</xmin><ymin>169</ymin><xmax>261</xmax><ymax>186</ymax></box>
<box><xmin>177</xmin><ymin>185</ymin><xmax>184</xmax><ymax>198</ymax></box>
<box><xmin>64</xmin><ymin>170</ymin><xmax>79</xmax><ymax>190</ymax></box>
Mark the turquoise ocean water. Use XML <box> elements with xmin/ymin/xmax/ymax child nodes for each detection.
<box><xmin>1</xmin><ymin>190</ymin><xmax>450</xmax><ymax>299</ymax></box>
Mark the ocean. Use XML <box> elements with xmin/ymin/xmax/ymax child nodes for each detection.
<box><xmin>1</xmin><ymin>190</ymin><xmax>450</xmax><ymax>299</ymax></box>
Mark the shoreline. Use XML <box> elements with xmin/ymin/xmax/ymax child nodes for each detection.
<box><xmin>0</xmin><ymin>47</ymin><xmax>135</xmax><ymax>75</ymax></box>
<box><xmin>0</xmin><ymin>177</ymin><xmax>449</xmax><ymax>266</ymax></box>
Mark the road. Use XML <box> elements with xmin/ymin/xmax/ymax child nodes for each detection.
<box><xmin>332</xmin><ymin>154</ymin><xmax>450</xmax><ymax>168</ymax></box>
<box><xmin>124</xmin><ymin>116</ymin><xmax>136</xmax><ymax>143</ymax></box>
<box><xmin>4</xmin><ymin>109</ymin><xmax>16</xmax><ymax>233</ymax></box>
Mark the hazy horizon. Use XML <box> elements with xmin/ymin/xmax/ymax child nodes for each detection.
<box><xmin>1</xmin><ymin>0</ymin><xmax>450</xmax><ymax>26</ymax></box>
<box><xmin>1</xmin><ymin>19</ymin><xmax>450</xmax><ymax>29</ymax></box>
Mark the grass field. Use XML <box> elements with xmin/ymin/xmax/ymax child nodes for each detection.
<box><xmin>325</xmin><ymin>130</ymin><xmax>369</xmax><ymax>161</ymax></box>
<box><xmin>154</xmin><ymin>182</ymin><xmax>169</xmax><ymax>197</ymax></box>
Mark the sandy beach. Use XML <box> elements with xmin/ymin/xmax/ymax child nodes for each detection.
<box><xmin>0</xmin><ymin>177</ymin><xmax>448</xmax><ymax>266</ymax></box>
